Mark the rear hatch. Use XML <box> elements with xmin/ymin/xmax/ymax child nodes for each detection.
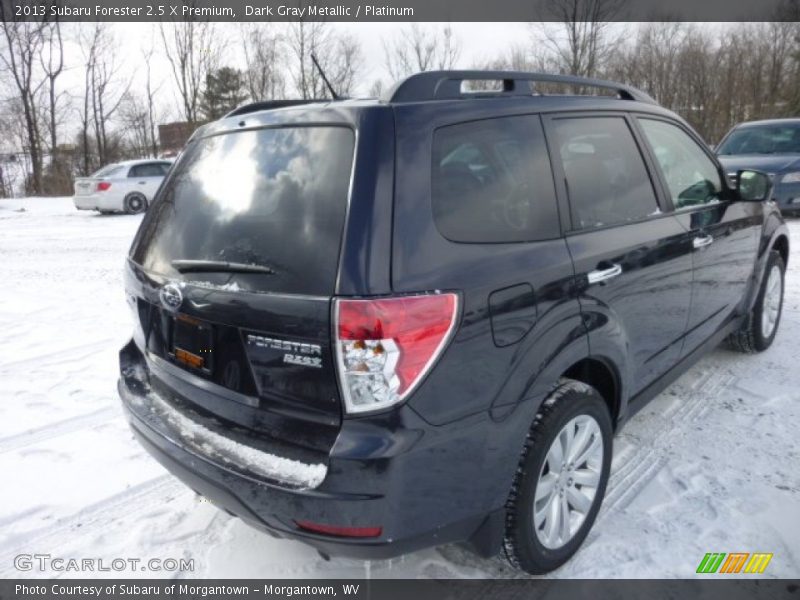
<box><xmin>126</xmin><ymin>124</ymin><xmax>356</xmax><ymax>455</ymax></box>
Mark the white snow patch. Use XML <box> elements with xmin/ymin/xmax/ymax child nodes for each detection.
<box><xmin>146</xmin><ymin>390</ymin><xmax>326</xmax><ymax>489</ymax></box>
<box><xmin>187</xmin><ymin>280</ymin><xmax>242</xmax><ymax>292</ymax></box>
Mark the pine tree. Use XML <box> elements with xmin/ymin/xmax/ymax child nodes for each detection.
<box><xmin>200</xmin><ymin>67</ymin><xmax>249</xmax><ymax>121</ymax></box>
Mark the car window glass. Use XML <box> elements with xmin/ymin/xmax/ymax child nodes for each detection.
<box><xmin>92</xmin><ymin>164</ymin><xmax>123</xmax><ymax>178</ymax></box>
<box><xmin>130</xmin><ymin>163</ymin><xmax>165</xmax><ymax>178</ymax></box>
<box><xmin>717</xmin><ymin>123</ymin><xmax>800</xmax><ymax>155</ymax></box>
<box><xmin>432</xmin><ymin>116</ymin><xmax>559</xmax><ymax>243</ymax></box>
<box><xmin>639</xmin><ymin>119</ymin><xmax>723</xmax><ymax>209</ymax></box>
<box><xmin>550</xmin><ymin>117</ymin><xmax>660</xmax><ymax>230</ymax></box>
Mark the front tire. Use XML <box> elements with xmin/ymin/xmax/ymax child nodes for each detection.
<box><xmin>124</xmin><ymin>193</ymin><xmax>148</xmax><ymax>215</ymax></box>
<box><xmin>504</xmin><ymin>379</ymin><xmax>612</xmax><ymax>574</ymax></box>
<box><xmin>727</xmin><ymin>251</ymin><xmax>785</xmax><ymax>353</ymax></box>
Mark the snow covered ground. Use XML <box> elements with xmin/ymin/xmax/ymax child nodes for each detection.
<box><xmin>1</xmin><ymin>196</ymin><xmax>798</xmax><ymax>579</ymax></box>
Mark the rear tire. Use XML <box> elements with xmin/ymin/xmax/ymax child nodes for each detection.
<box><xmin>503</xmin><ymin>379</ymin><xmax>612</xmax><ymax>574</ymax></box>
<box><xmin>124</xmin><ymin>193</ymin><xmax>147</xmax><ymax>215</ymax></box>
<box><xmin>727</xmin><ymin>251</ymin><xmax>784</xmax><ymax>353</ymax></box>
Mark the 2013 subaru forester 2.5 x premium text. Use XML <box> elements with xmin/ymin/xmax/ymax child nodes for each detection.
<box><xmin>118</xmin><ymin>71</ymin><xmax>789</xmax><ymax>574</ymax></box>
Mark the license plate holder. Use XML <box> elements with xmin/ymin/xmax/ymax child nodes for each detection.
<box><xmin>171</xmin><ymin>314</ymin><xmax>213</xmax><ymax>373</ymax></box>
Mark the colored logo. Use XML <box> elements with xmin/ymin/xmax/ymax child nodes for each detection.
<box><xmin>696</xmin><ymin>552</ymin><xmax>773</xmax><ymax>574</ymax></box>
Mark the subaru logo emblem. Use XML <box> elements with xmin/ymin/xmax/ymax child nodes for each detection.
<box><xmin>159</xmin><ymin>283</ymin><xmax>183</xmax><ymax>311</ymax></box>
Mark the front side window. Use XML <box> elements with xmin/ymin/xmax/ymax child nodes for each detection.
<box><xmin>432</xmin><ymin>116</ymin><xmax>559</xmax><ymax>243</ymax></box>
<box><xmin>639</xmin><ymin>119</ymin><xmax>723</xmax><ymax>210</ymax></box>
<box><xmin>550</xmin><ymin>116</ymin><xmax>659</xmax><ymax>230</ymax></box>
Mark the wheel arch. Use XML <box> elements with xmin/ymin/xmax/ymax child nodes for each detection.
<box><xmin>561</xmin><ymin>356</ymin><xmax>622</xmax><ymax>429</ymax></box>
<box><xmin>772</xmin><ymin>233</ymin><xmax>789</xmax><ymax>268</ymax></box>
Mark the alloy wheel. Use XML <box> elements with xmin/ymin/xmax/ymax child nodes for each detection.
<box><xmin>761</xmin><ymin>265</ymin><xmax>782</xmax><ymax>339</ymax></box>
<box><xmin>533</xmin><ymin>414</ymin><xmax>604</xmax><ymax>549</ymax></box>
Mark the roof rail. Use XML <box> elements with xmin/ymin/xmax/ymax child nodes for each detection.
<box><xmin>382</xmin><ymin>71</ymin><xmax>656</xmax><ymax>105</ymax></box>
<box><xmin>224</xmin><ymin>99</ymin><xmax>328</xmax><ymax>118</ymax></box>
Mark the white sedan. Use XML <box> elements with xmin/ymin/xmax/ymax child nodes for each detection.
<box><xmin>73</xmin><ymin>159</ymin><xmax>173</xmax><ymax>214</ymax></box>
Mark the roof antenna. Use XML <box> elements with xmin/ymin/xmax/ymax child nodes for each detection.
<box><xmin>311</xmin><ymin>53</ymin><xmax>339</xmax><ymax>100</ymax></box>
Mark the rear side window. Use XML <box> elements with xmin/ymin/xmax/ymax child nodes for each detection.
<box><xmin>550</xmin><ymin>116</ymin><xmax>659</xmax><ymax>230</ymax></box>
<box><xmin>432</xmin><ymin>116</ymin><xmax>559</xmax><ymax>243</ymax></box>
<box><xmin>130</xmin><ymin>163</ymin><xmax>168</xmax><ymax>178</ymax></box>
<box><xmin>132</xmin><ymin>126</ymin><xmax>355</xmax><ymax>295</ymax></box>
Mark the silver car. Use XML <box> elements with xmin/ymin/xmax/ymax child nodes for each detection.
<box><xmin>73</xmin><ymin>159</ymin><xmax>173</xmax><ymax>214</ymax></box>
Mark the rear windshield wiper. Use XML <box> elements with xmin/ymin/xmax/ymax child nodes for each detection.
<box><xmin>171</xmin><ymin>259</ymin><xmax>276</xmax><ymax>275</ymax></box>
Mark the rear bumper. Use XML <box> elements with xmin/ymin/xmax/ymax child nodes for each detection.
<box><xmin>73</xmin><ymin>194</ymin><xmax>122</xmax><ymax>211</ymax></box>
<box><xmin>118</xmin><ymin>339</ymin><xmax>505</xmax><ymax>559</ymax></box>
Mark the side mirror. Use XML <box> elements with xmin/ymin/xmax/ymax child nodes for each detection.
<box><xmin>737</xmin><ymin>169</ymin><xmax>772</xmax><ymax>202</ymax></box>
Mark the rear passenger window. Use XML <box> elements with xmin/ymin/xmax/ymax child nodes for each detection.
<box><xmin>432</xmin><ymin>116</ymin><xmax>559</xmax><ymax>243</ymax></box>
<box><xmin>129</xmin><ymin>163</ymin><xmax>166</xmax><ymax>178</ymax></box>
<box><xmin>551</xmin><ymin>117</ymin><xmax>660</xmax><ymax>230</ymax></box>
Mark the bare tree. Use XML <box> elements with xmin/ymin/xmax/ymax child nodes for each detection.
<box><xmin>160</xmin><ymin>20</ymin><xmax>223</xmax><ymax>123</ymax></box>
<box><xmin>40</xmin><ymin>22</ymin><xmax>64</xmax><ymax>157</ymax></box>
<box><xmin>383</xmin><ymin>24</ymin><xmax>461</xmax><ymax>81</ymax></box>
<box><xmin>537</xmin><ymin>0</ymin><xmax>627</xmax><ymax>79</ymax></box>
<box><xmin>142</xmin><ymin>41</ymin><xmax>162</xmax><ymax>157</ymax></box>
<box><xmin>286</xmin><ymin>22</ymin><xmax>361</xmax><ymax>99</ymax></box>
<box><xmin>78</xmin><ymin>24</ymin><xmax>130</xmax><ymax>172</ymax></box>
<box><xmin>0</xmin><ymin>13</ymin><xmax>47</xmax><ymax>194</ymax></box>
<box><xmin>241</xmin><ymin>24</ymin><xmax>286</xmax><ymax>101</ymax></box>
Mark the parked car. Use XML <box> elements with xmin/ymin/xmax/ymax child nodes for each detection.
<box><xmin>716</xmin><ymin>118</ymin><xmax>800</xmax><ymax>215</ymax></box>
<box><xmin>117</xmin><ymin>71</ymin><xmax>789</xmax><ymax>574</ymax></box>
<box><xmin>73</xmin><ymin>159</ymin><xmax>172</xmax><ymax>214</ymax></box>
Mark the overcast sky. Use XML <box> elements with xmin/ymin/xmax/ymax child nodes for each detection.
<box><xmin>52</xmin><ymin>22</ymin><xmax>535</xmax><ymax>122</ymax></box>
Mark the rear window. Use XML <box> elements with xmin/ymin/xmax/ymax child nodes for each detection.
<box><xmin>131</xmin><ymin>126</ymin><xmax>355</xmax><ymax>295</ymax></box>
<box><xmin>92</xmin><ymin>164</ymin><xmax>124</xmax><ymax>178</ymax></box>
<box><xmin>432</xmin><ymin>116</ymin><xmax>559</xmax><ymax>243</ymax></box>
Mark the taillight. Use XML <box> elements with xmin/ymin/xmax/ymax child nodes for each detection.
<box><xmin>96</xmin><ymin>181</ymin><xmax>111</xmax><ymax>191</ymax></box>
<box><xmin>335</xmin><ymin>293</ymin><xmax>459</xmax><ymax>414</ymax></box>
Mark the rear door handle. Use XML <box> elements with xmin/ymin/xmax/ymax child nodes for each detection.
<box><xmin>138</xmin><ymin>181</ymin><xmax>147</xmax><ymax>185</ymax></box>
<box><xmin>588</xmin><ymin>263</ymin><xmax>623</xmax><ymax>284</ymax></box>
<box><xmin>693</xmin><ymin>234</ymin><xmax>714</xmax><ymax>249</ymax></box>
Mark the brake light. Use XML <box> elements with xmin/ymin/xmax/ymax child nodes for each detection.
<box><xmin>335</xmin><ymin>293</ymin><xmax>459</xmax><ymax>414</ymax></box>
<box><xmin>295</xmin><ymin>520</ymin><xmax>382</xmax><ymax>538</ymax></box>
<box><xmin>96</xmin><ymin>181</ymin><xmax>111</xmax><ymax>191</ymax></box>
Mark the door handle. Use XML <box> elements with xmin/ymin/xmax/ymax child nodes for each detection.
<box><xmin>693</xmin><ymin>234</ymin><xmax>714</xmax><ymax>249</ymax></box>
<box><xmin>588</xmin><ymin>263</ymin><xmax>623</xmax><ymax>284</ymax></box>
<box><xmin>138</xmin><ymin>181</ymin><xmax>147</xmax><ymax>185</ymax></box>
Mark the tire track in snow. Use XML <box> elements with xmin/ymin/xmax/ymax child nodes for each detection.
<box><xmin>600</xmin><ymin>364</ymin><xmax>737</xmax><ymax>516</ymax></box>
<box><xmin>0</xmin><ymin>406</ymin><xmax>118</xmax><ymax>454</ymax></box>
<box><xmin>0</xmin><ymin>475</ymin><xmax>183</xmax><ymax>576</ymax></box>
<box><xmin>0</xmin><ymin>339</ymin><xmax>113</xmax><ymax>372</ymax></box>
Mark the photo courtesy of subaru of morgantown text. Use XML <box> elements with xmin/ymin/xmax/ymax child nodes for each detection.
<box><xmin>1</xmin><ymin>9</ymin><xmax>799</xmax><ymax>587</ymax></box>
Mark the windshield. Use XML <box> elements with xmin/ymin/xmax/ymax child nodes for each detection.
<box><xmin>131</xmin><ymin>125</ymin><xmax>355</xmax><ymax>296</ymax></box>
<box><xmin>717</xmin><ymin>123</ymin><xmax>800</xmax><ymax>155</ymax></box>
